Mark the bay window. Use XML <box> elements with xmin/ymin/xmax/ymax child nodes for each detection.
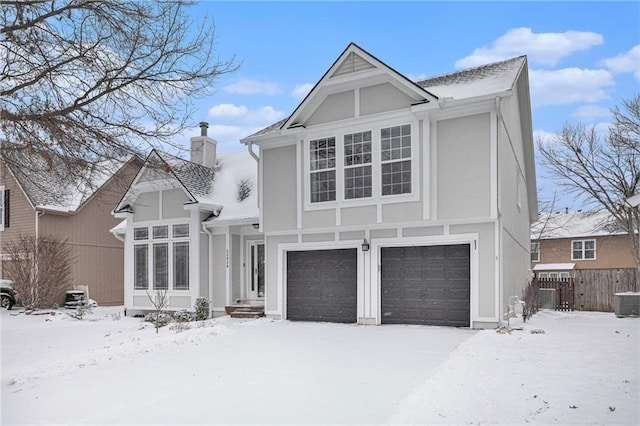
<box><xmin>133</xmin><ymin>223</ymin><xmax>190</xmax><ymax>290</ymax></box>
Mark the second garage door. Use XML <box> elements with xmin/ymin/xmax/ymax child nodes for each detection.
<box><xmin>381</xmin><ymin>244</ymin><xmax>470</xmax><ymax>327</ymax></box>
<box><xmin>286</xmin><ymin>248</ymin><xmax>357</xmax><ymax>323</ymax></box>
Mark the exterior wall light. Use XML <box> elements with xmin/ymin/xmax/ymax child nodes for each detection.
<box><xmin>362</xmin><ymin>239</ymin><xmax>370</xmax><ymax>252</ymax></box>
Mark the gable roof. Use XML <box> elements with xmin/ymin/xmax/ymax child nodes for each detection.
<box><xmin>531</xmin><ymin>210</ymin><xmax>626</xmax><ymax>240</ymax></box>
<box><xmin>2</xmin><ymin>146</ymin><xmax>135</xmax><ymax>213</ymax></box>
<box><xmin>242</xmin><ymin>46</ymin><xmax>526</xmax><ymax>142</ymax></box>
<box><xmin>115</xmin><ymin>149</ymin><xmax>258</xmax><ymax>221</ymax></box>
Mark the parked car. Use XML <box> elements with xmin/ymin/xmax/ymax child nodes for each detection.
<box><xmin>1</xmin><ymin>280</ymin><xmax>17</xmax><ymax>310</ymax></box>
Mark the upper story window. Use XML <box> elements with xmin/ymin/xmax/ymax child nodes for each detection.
<box><xmin>381</xmin><ymin>125</ymin><xmax>411</xmax><ymax>196</ymax></box>
<box><xmin>309</xmin><ymin>137</ymin><xmax>336</xmax><ymax>203</ymax></box>
<box><xmin>531</xmin><ymin>242</ymin><xmax>540</xmax><ymax>262</ymax></box>
<box><xmin>307</xmin><ymin>122</ymin><xmax>415</xmax><ymax>206</ymax></box>
<box><xmin>572</xmin><ymin>239</ymin><xmax>596</xmax><ymax>260</ymax></box>
<box><xmin>344</xmin><ymin>131</ymin><xmax>372</xmax><ymax>199</ymax></box>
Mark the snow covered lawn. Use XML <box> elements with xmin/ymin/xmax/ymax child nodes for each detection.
<box><xmin>1</xmin><ymin>307</ymin><xmax>638</xmax><ymax>425</ymax></box>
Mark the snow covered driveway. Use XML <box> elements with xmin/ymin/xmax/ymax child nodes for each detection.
<box><xmin>1</xmin><ymin>308</ymin><xmax>474</xmax><ymax>425</ymax></box>
<box><xmin>1</xmin><ymin>308</ymin><xmax>638</xmax><ymax>425</ymax></box>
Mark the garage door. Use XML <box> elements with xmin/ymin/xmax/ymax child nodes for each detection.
<box><xmin>287</xmin><ymin>249</ymin><xmax>357</xmax><ymax>323</ymax></box>
<box><xmin>381</xmin><ymin>244</ymin><xmax>470</xmax><ymax>327</ymax></box>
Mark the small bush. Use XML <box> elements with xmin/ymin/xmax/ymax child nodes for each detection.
<box><xmin>194</xmin><ymin>297</ymin><xmax>210</xmax><ymax>321</ymax></box>
<box><xmin>522</xmin><ymin>280</ymin><xmax>539</xmax><ymax>322</ymax></box>
<box><xmin>173</xmin><ymin>309</ymin><xmax>195</xmax><ymax>322</ymax></box>
<box><xmin>144</xmin><ymin>312</ymin><xmax>172</xmax><ymax>328</ymax></box>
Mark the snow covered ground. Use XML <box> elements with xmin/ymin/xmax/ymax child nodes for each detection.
<box><xmin>1</xmin><ymin>307</ymin><xmax>638</xmax><ymax>425</ymax></box>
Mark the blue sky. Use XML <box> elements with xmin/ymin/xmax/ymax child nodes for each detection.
<box><xmin>183</xmin><ymin>1</ymin><xmax>640</xmax><ymax>210</ymax></box>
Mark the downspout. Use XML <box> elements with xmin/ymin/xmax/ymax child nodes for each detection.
<box><xmin>495</xmin><ymin>97</ymin><xmax>504</xmax><ymax>324</ymax></box>
<box><xmin>201</xmin><ymin>222</ymin><xmax>214</xmax><ymax>317</ymax></box>
<box><xmin>34</xmin><ymin>209</ymin><xmax>45</xmax><ymax>304</ymax></box>
<box><xmin>247</xmin><ymin>141</ymin><xmax>259</xmax><ymax>163</ymax></box>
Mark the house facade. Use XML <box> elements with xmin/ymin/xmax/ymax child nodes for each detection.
<box><xmin>241</xmin><ymin>43</ymin><xmax>537</xmax><ymax>328</ymax></box>
<box><xmin>531</xmin><ymin>210</ymin><xmax>638</xmax><ymax>278</ymax></box>
<box><xmin>112</xmin><ymin>124</ymin><xmax>261</xmax><ymax>316</ymax></box>
<box><xmin>0</xmin><ymin>147</ymin><xmax>140</xmax><ymax>306</ymax></box>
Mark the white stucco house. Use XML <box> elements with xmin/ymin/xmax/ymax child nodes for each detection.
<box><xmin>113</xmin><ymin>43</ymin><xmax>537</xmax><ymax>328</ymax></box>
<box><xmin>241</xmin><ymin>43</ymin><xmax>537</xmax><ymax>328</ymax></box>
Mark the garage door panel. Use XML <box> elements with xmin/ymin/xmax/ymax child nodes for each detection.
<box><xmin>381</xmin><ymin>245</ymin><xmax>470</xmax><ymax>327</ymax></box>
<box><xmin>287</xmin><ymin>249</ymin><xmax>357</xmax><ymax>323</ymax></box>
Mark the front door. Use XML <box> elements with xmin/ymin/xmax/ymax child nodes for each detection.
<box><xmin>247</xmin><ymin>242</ymin><xmax>265</xmax><ymax>300</ymax></box>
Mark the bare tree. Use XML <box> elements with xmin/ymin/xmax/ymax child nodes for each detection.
<box><xmin>1</xmin><ymin>1</ymin><xmax>237</xmax><ymax>178</ymax></box>
<box><xmin>3</xmin><ymin>234</ymin><xmax>76</xmax><ymax>309</ymax></box>
<box><xmin>146</xmin><ymin>290</ymin><xmax>170</xmax><ymax>334</ymax></box>
<box><xmin>537</xmin><ymin>95</ymin><xmax>640</xmax><ymax>287</ymax></box>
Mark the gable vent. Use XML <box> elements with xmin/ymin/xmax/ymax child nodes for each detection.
<box><xmin>332</xmin><ymin>52</ymin><xmax>375</xmax><ymax>78</ymax></box>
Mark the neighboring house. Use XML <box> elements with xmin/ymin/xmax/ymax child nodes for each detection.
<box><xmin>530</xmin><ymin>209</ymin><xmax>638</xmax><ymax>278</ymax></box>
<box><xmin>112</xmin><ymin>123</ymin><xmax>261</xmax><ymax>316</ymax></box>
<box><xmin>0</xmin><ymin>146</ymin><xmax>140</xmax><ymax>306</ymax></box>
<box><xmin>239</xmin><ymin>43</ymin><xmax>537</xmax><ymax>328</ymax></box>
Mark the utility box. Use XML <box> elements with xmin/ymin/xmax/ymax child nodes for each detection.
<box><xmin>614</xmin><ymin>292</ymin><xmax>640</xmax><ymax>317</ymax></box>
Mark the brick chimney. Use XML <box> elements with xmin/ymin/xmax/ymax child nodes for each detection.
<box><xmin>190</xmin><ymin>122</ymin><xmax>217</xmax><ymax>168</ymax></box>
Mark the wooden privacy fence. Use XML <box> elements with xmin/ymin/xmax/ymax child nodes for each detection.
<box><xmin>533</xmin><ymin>269</ymin><xmax>638</xmax><ymax>312</ymax></box>
<box><xmin>574</xmin><ymin>269</ymin><xmax>638</xmax><ymax>312</ymax></box>
<box><xmin>534</xmin><ymin>278</ymin><xmax>575</xmax><ymax>311</ymax></box>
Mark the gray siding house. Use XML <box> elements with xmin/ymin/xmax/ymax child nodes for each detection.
<box><xmin>241</xmin><ymin>43</ymin><xmax>537</xmax><ymax>328</ymax></box>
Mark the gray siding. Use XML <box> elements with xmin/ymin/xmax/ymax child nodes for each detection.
<box><xmin>162</xmin><ymin>189</ymin><xmax>189</xmax><ymax>219</ymax></box>
<box><xmin>436</xmin><ymin>113</ymin><xmax>491</xmax><ymax>220</ymax></box>
<box><xmin>360</xmin><ymin>83</ymin><xmax>415</xmax><ymax>116</ymax></box>
<box><xmin>341</xmin><ymin>206</ymin><xmax>376</xmax><ymax>227</ymax></box>
<box><xmin>211</xmin><ymin>235</ymin><xmax>227</xmax><ymax>309</ymax></box>
<box><xmin>383</xmin><ymin>201</ymin><xmax>422</xmax><ymax>223</ymax></box>
<box><xmin>306</xmin><ymin>91</ymin><xmax>355</xmax><ymax>126</ymax></box>
<box><xmin>133</xmin><ymin>192</ymin><xmax>159</xmax><ymax>222</ymax></box>
<box><xmin>263</xmin><ymin>146</ymin><xmax>297</xmax><ymax>232</ymax></box>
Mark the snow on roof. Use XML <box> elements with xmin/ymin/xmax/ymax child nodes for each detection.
<box><xmin>533</xmin><ymin>263</ymin><xmax>576</xmax><ymax>271</ymax></box>
<box><xmin>4</xmin><ymin>148</ymin><xmax>131</xmax><ymax>213</ymax></box>
<box><xmin>206</xmin><ymin>151</ymin><xmax>258</xmax><ymax>222</ymax></box>
<box><xmin>110</xmin><ymin>219</ymin><xmax>127</xmax><ymax>235</ymax></box>
<box><xmin>416</xmin><ymin>56</ymin><xmax>525</xmax><ymax>100</ymax></box>
<box><xmin>140</xmin><ymin>149</ymin><xmax>258</xmax><ymax>223</ymax></box>
<box><xmin>531</xmin><ymin>210</ymin><xmax>625</xmax><ymax>240</ymax></box>
<box><xmin>244</xmin><ymin>55</ymin><xmax>525</xmax><ymax>140</ymax></box>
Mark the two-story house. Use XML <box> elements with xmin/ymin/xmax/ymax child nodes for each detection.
<box><xmin>113</xmin><ymin>43</ymin><xmax>537</xmax><ymax>328</ymax></box>
<box><xmin>241</xmin><ymin>43</ymin><xmax>537</xmax><ymax>328</ymax></box>
<box><xmin>0</xmin><ymin>145</ymin><xmax>140</xmax><ymax>306</ymax></box>
<box><xmin>531</xmin><ymin>209</ymin><xmax>637</xmax><ymax>278</ymax></box>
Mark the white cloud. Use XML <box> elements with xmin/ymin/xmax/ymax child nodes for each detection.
<box><xmin>571</xmin><ymin>105</ymin><xmax>611</xmax><ymax>120</ymax></box>
<box><xmin>292</xmin><ymin>83</ymin><xmax>314</xmax><ymax>100</ymax></box>
<box><xmin>600</xmin><ymin>45</ymin><xmax>640</xmax><ymax>80</ymax></box>
<box><xmin>208</xmin><ymin>103</ymin><xmax>286</xmax><ymax>125</ymax></box>
<box><xmin>208</xmin><ymin>103</ymin><xmax>248</xmax><ymax>120</ymax></box>
<box><xmin>533</xmin><ymin>129</ymin><xmax>558</xmax><ymax>144</ymax></box>
<box><xmin>223</xmin><ymin>78</ymin><xmax>282</xmax><ymax>96</ymax></box>
<box><xmin>529</xmin><ymin>68</ymin><xmax>614</xmax><ymax>106</ymax></box>
<box><xmin>456</xmin><ymin>28</ymin><xmax>603</xmax><ymax>68</ymax></box>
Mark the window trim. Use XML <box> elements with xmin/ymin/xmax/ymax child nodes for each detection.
<box><xmin>303</xmin><ymin>118</ymin><xmax>419</xmax><ymax>211</ymax></box>
<box><xmin>530</xmin><ymin>241</ymin><xmax>540</xmax><ymax>263</ymax></box>
<box><xmin>571</xmin><ymin>239</ymin><xmax>596</xmax><ymax>261</ymax></box>
<box><xmin>132</xmin><ymin>222</ymin><xmax>190</xmax><ymax>291</ymax></box>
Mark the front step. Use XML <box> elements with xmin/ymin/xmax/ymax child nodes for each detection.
<box><xmin>225</xmin><ymin>304</ymin><xmax>265</xmax><ymax>319</ymax></box>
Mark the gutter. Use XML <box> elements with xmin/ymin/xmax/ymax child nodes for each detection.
<box><xmin>247</xmin><ymin>141</ymin><xmax>259</xmax><ymax>163</ymax></box>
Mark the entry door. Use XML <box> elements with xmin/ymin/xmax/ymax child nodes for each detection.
<box><xmin>248</xmin><ymin>242</ymin><xmax>265</xmax><ymax>299</ymax></box>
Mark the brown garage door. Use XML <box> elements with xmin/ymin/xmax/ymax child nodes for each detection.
<box><xmin>287</xmin><ymin>249</ymin><xmax>357</xmax><ymax>323</ymax></box>
<box><xmin>381</xmin><ymin>244</ymin><xmax>470</xmax><ymax>327</ymax></box>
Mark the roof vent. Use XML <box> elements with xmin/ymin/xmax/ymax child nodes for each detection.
<box><xmin>199</xmin><ymin>122</ymin><xmax>209</xmax><ymax>137</ymax></box>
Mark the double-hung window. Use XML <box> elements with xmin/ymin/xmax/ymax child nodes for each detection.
<box><xmin>381</xmin><ymin>124</ymin><xmax>412</xmax><ymax>196</ymax></box>
<box><xmin>310</xmin><ymin>137</ymin><xmax>336</xmax><ymax>203</ymax></box>
<box><xmin>133</xmin><ymin>224</ymin><xmax>190</xmax><ymax>290</ymax></box>
<box><xmin>531</xmin><ymin>242</ymin><xmax>540</xmax><ymax>262</ymax></box>
<box><xmin>344</xmin><ymin>131</ymin><xmax>372</xmax><ymax>199</ymax></box>
<box><xmin>572</xmin><ymin>239</ymin><xmax>596</xmax><ymax>260</ymax></box>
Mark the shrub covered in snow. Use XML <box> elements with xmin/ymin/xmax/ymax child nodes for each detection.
<box><xmin>194</xmin><ymin>297</ymin><xmax>210</xmax><ymax>321</ymax></box>
<box><xmin>144</xmin><ymin>312</ymin><xmax>172</xmax><ymax>328</ymax></box>
<box><xmin>173</xmin><ymin>310</ymin><xmax>195</xmax><ymax>322</ymax></box>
